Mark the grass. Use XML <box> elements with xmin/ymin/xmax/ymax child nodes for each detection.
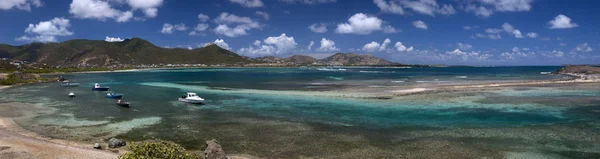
<box><xmin>120</xmin><ymin>140</ymin><xmax>201</xmax><ymax>159</ymax></box>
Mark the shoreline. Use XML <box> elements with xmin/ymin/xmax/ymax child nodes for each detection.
<box><xmin>0</xmin><ymin>116</ymin><xmax>120</xmax><ymax>159</ymax></box>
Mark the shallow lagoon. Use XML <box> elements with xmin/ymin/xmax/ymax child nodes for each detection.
<box><xmin>1</xmin><ymin>67</ymin><xmax>599</xmax><ymax>158</ymax></box>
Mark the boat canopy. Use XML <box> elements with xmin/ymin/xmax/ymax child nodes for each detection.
<box><xmin>94</xmin><ymin>83</ymin><xmax>100</xmax><ymax>88</ymax></box>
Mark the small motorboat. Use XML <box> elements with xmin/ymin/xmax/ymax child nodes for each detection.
<box><xmin>116</xmin><ymin>99</ymin><xmax>130</xmax><ymax>107</ymax></box>
<box><xmin>68</xmin><ymin>92</ymin><xmax>75</xmax><ymax>98</ymax></box>
<box><xmin>105</xmin><ymin>92</ymin><xmax>124</xmax><ymax>99</ymax></box>
<box><xmin>92</xmin><ymin>83</ymin><xmax>110</xmax><ymax>91</ymax></box>
<box><xmin>178</xmin><ymin>92</ymin><xmax>205</xmax><ymax>104</ymax></box>
<box><xmin>60</xmin><ymin>82</ymin><xmax>80</xmax><ymax>87</ymax></box>
<box><xmin>58</xmin><ymin>76</ymin><xmax>67</xmax><ymax>82</ymax></box>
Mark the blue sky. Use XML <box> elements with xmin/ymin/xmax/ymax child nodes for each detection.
<box><xmin>0</xmin><ymin>0</ymin><xmax>599</xmax><ymax>65</ymax></box>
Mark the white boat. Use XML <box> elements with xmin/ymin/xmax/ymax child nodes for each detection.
<box><xmin>68</xmin><ymin>92</ymin><xmax>75</xmax><ymax>98</ymax></box>
<box><xmin>178</xmin><ymin>92</ymin><xmax>205</xmax><ymax>104</ymax></box>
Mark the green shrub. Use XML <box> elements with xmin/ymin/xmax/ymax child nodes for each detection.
<box><xmin>120</xmin><ymin>141</ymin><xmax>200</xmax><ymax>159</ymax></box>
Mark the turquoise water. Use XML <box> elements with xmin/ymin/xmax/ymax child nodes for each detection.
<box><xmin>1</xmin><ymin>67</ymin><xmax>599</xmax><ymax>158</ymax></box>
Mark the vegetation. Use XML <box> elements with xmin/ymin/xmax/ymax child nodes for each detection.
<box><xmin>120</xmin><ymin>140</ymin><xmax>201</xmax><ymax>159</ymax></box>
<box><xmin>21</xmin><ymin>67</ymin><xmax>125</xmax><ymax>74</ymax></box>
<box><xmin>0</xmin><ymin>72</ymin><xmax>50</xmax><ymax>85</ymax></box>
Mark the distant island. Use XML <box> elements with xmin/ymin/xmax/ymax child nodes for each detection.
<box><xmin>0</xmin><ymin>38</ymin><xmax>425</xmax><ymax>69</ymax></box>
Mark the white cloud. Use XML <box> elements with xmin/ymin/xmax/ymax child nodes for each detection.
<box><xmin>465</xmin><ymin>0</ymin><xmax>533</xmax><ymax>17</ymax></box>
<box><xmin>399</xmin><ymin>0</ymin><xmax>456</xmax><ymax>16</ymax></box>
<box><xmin>255</xmin><ymin>11</ymin><xmax>270</xmax><ymax>20</ymax></box>
<box><xmin>500</xmin><ymin>51</ymin><xmax>534</xmax><ymax>60</ymax></box>
<box><xmin>465</xmin><ymin>4</ymin><xmax>493</xmax><ymax>17</ymax></box>
<box><xmin>189</xmin><ymin>23</ymin><xmax>209</xmax><ymax>36</ymax></box>
<box><xmin>474</xmin><ymin>33</ymin><xmax>502</xmax><ymax>39</ymax></box>
<box><xmin>463</xmin><ymin>25</ymin><xmax>480</xmax><ymax>30</ymax></box>
<box><xmin>576</xmin><ymin>43</ymin><xmax>593</xmax><ymax>52</ymax></box>
<box><xmin>15</xmin><ymin>35</ymin><xmax>56</xmax><ymax>43</ymax></box>
<box><xmin>198</xmin><ymin>14</ymin><xmax>210</xmax><ymax>22</ymax></box>
<box><xmin>412</xmin><ymin>20</ymin><xmax>428</xmax><ymax>30</ymax></box>
<box><xmin>480</xmin><ymin>0</ymin><xmax>533</xmax><ymax>12</ymax></box>
<box><xmin>228</xmin><ymin>0</ymin><xmax>263</xmax><ymax>8</ymax></box>
<box><xmin>69</xmin><ymin>0</ymin><xmax>162</xmax><ymax>22</ymax></box>
<box><xmin>446</xmin><ymin>49</ymin><xmax>491</xmax><ymax>61</ymax></box>
<box><xmin>485</xmin><ymin>28</ymin><xmax>502</xmax><ymax>34</ymax></box>
<box><xmin>213</xmin><ymin>12</ymin><xmax>262</xmax><ymax>37</ymax></box>
<box><xmin>512</xmin><ymin>47</ymin><xmax>520</xmax><ymax>52</ymax></box>
<box><xmin>202</xmin><ymin>39</ymin><xmax>231</xmax><ymax>50</ymax></box>
<box><xmin>308</xmin><ymin>23</ymin><xmax>328</xmax><ymax>33</ymax></box>
<box><xmin>373</xmin><ymin>0</ymin><xmax>404</xmax><ymax>15</ymax></box>
<box><xmin>0</xmin><ymin>0</ymin><xmax>42</xmax><ymax>11</ymax></box>
<box><xmin>458</xmin><ymin>42</ymin><xmax>473</xmax><ymax>50</ymax></box>
<box><xmin>362</xmin><ymin>41</ymin><xmax>381</xmax><ymax>52</ymax></box>
<box><xmin>548</xmin><ymin>14</ymin><xmax>578</xmax><ymax>29</ymax></box>
<box><xmin>16</xmin><ymin>17</ymin><xmax>73</xmax><ymax>42</ymax></box>
<box><xmin>383</xmin><ymin>25</ymin><xmax>399</xmax><ymax>33</ymax></box>
<box><xmin>336</xmin><ymin>13</ymin><xmax>394</xmax><ymax>35</ymax></box>
<box><xmin>279</xmin><ymin>0</ymin><xmax>336</xmax><ymax>4</ymax></box>
<box><xmin>394</xmin><ymin>42</ymin><xmax>413</xmax><ymax>52</ymax></box>
<box><xmin>379</xmin><ymin>38</ymin><xmax>391</xmax><ymax>51</ymax></box>
<box><xmin>308</xmin><ymin>41</ymin><xmax>315</xmax><ymax>51</ymax></box>
<box><xmin>526</xmin><ymin>32</ymin><xmax>538</xmax><ymax>38</ymax></box>
<box><xmin>239</xmin><ymin>33</ymin><xmax>298</xmax><ymax>55</ymax></box>
<box><xmin>502</xmin><ymin>23</ymin><xmax>523</xmax><ymax>38</ymax></box>
<box><xmin>317</xmin><ymin>38</ymin><xmax>339</xmax><ymax>52</ymax></box>
<box><xmin>161</xmin><ymin>23</ymin><xmax>187</xmax><ymax>34</ymax></box>
<box><xmin>105</xmin><ymin>36</ymin><xmax>124</xmax><ymax>42</ymax></box>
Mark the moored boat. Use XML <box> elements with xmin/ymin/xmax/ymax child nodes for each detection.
<box><xmin>105</xmin><ymin>92</ymin><xmax>123</xmax><ymax>99</ymax></box>
<box><xmin>178</xmin><ymin>92</ymin><xmax>205</xmax><ymax>104</ymax></box>
<box><xmin>68</xmin><ymin>92</ymin><xmax>75</xmax><ymax>98</ymax></box>
<box><xmin>92</xmin><ymin>83</ymin><xmax>110</xmax><ymax>91</ymax></box>
<box><xmin>116</xmin><ymin>99</ymin><xmax>130</xmax><ymax>107</ymax></box>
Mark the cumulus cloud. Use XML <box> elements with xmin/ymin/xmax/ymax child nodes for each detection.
<box><xmin>548</xmin><ymin>14</ymin><xmax>578</xmax><ymax>29</ymax></box>
<box><xmin>239</xmin><ymin>33</ymin><xmax>297</xmax><ymax>55</ymax></box>
<box><xmin>335</xmin><ymin>13</ymin><xmax>395</xmax><ymax>35</ymax></box>
<box><xmin>362</xmin><ymin>38</ymin><xmax>412</xmax><ymax>52</ymax></box>
<box><xmin>228</xmin><ymin>0</ymin><xmax>264</xmax><ymax>8</ymax></box>
<box><xmin>399</xmin><ymin>0</ymin><xmax>456</xmax><ymax>16</ymax></box>
<box><xmin>383</xmin><ymin>26</ymin><xmax>400</xmax><ymax>34</ymax></box>
<box><xmin>197</xmin><ymin>14</ymin><xmax>210</xmax><ymax>22</ymax></box>
<box><xmin>458</xmin><ymin>42</ymin><xmax>473</xmax><ymax>50</ymax></box>
<box><xmin>308</xmin><ymin>23</ymin><xmax>328</xmax><ymax>33</ymax></box>
<box><xmin>463</xmin><ymin>25</ymin><xmax>480</xmax><ymax>30</ymax></box>
<box><xmin>394</xmin><ymin>42</ymin><xmax>414</xmax><ymax>52</ymax></box>
<box><xmin>213</xmin><ymin>12</ymin><xmax>262</xmax><ymax>37</ymax></box>
<box><xmin>373</xmin><ymin>0</ymin><xmax>404</xmax><ymax>15</ymax></box>
<box><xmin>279</xmin><ymin>0</ymin><xmax>336</xmax><ymax>4</ymax></box>
<box><xmin>16</xmin><ymin>17</ymin><xmax>73</xmax><ymax>42</ymax></box>
<box><xmin>502</xmin><ymin>23</ymin><xmax>523</xmax><ymax>38</ymax></box>
<box><xmin>465</xmin><ymin>0</ymin><xmax>534</xmax><ymax>17</ymax></box>
<box><xmin>105</xmin><ymin>36</ymin><xmax>124</xmax><ymax>42</ymax></box>
<box><xmin>446</xmin><ymin>49</ymin><xmax>491</xmax><ymax>61</ymax></box>
<box><xmin>161</xmin><ymin>23</ymin><xmax>187</xmax><ymax>34</ymax></box>
<box><xmin>485</xmin><ymin>28</ymin><xmax>502</xmax><ymax>34</ymax></box>
<box><xmin>255</xmin><ymin>11</ymin><xmax>270</xmax><ymax>20</ymax></box>
<box><xmin>69</xmin><ymin>0</ymin><xmax>163</xmax><ymax>22</ymax></box>
<box><xmin>0</xmin><ymin>0</ymin><xmax>42</xmax><ymax>11</ymax></box>
<box><xmin>575</xmin><ymin>43</ymin><xmax>593</xmax><ymax>52</ymax></box>
<box><xmin>202</xmin><ymin>39</ymin><xmax>232</xmax><ymax>50</ymax></box>
<box><xmin>412</xmin><ymin>20</ymin><xmax>428</xmax><ymax>30</ymax></box>
<box><xmin>526</xmin><ymin>32</ymin><xmax>538</xmax><ymax>38</ymax></box>
<box><xmin>317</xmin><ymin>38</ymin><xmax>340</xmax><ymax>52</ymax></box>
<box><xmin>189</xmin><ymin>23</ymin><xmax>209</xmax><ymax>36</ymax></box>
<box><xmin>474</xmin><ymin>33</ymin><xmax>502</xmax><ymax>39</ymax></box>
<box><xmin>308</xmin><ymin>41</ymin><xmax>315</xmax><ymax>51</ymax></box>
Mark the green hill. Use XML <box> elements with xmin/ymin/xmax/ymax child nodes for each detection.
<box><xmin>0</xmin><ymin>38</ymin><xmax>250</xmax><ymax>66</ymax></box>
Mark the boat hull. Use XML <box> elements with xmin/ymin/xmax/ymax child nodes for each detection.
<box><xmin>178</xmin><ymin>98</ymin><xmax>203</xmax><ymax>104</ymax></box>
<box><xmin>92</xmin><ymin>87</ymin><xmax>110</xmax><ymax>91</ymax></box>
<box><xmin>117</xmin><ymin>103</ymin><xmax>130</xmax><ymax>107</ymax></box>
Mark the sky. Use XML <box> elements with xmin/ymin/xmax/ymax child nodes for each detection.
<box><xmin>0</xmin><ymin>0</ymin><xmax>599</xmax><ymax>65</ymax></box>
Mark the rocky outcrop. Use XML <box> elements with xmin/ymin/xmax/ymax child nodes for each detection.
<box><xmin>93</xmin><ymin>143</ymin><xmax>102</xmax><ymax>149</ymax></box>
<box><xmin>555</xmin><ymin>65</ymin><xmax>600</xmax><ymax>75</ymax></box>
<box><xmin>204</xmin><ymin>139</ymin><xmax>227</xmax><ymax>159</ymax></box>
<box><xmin>107</xmin><ymin>138</ymin><xmax>126</xmax><ymax>148</ymax></box>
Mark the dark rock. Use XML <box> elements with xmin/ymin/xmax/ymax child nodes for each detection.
<box><xmin>107</xmin><ymin>138</ymin><xmax>126</xmax><ymax>148</ymax></box>
<box><xmin>204</xmin><ymin>139</ymin><xmax>226</xmax><ymax>159</ymax></box>
<box><xmin>93</xmin><ymin>143</ymin><xmax>102</xmax><ymax>149</ymax></box>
